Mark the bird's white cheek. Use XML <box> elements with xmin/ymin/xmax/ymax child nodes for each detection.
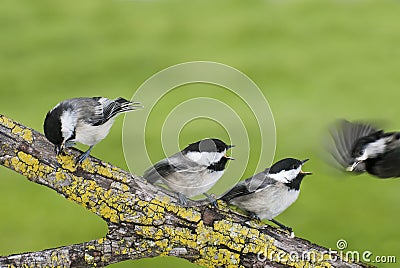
<box><xmin>268</xmin><ymin>167</ymin><xmax>301</xmax><ymax>183</ymax></box>
<box><xmin>186</xmin><ymin>151</ymin><xmax>224</xmax><ymax>166</ymax></box>
<box><xmin>268</xmin><ymin>172</ymin><xmax>288</xmax><ymax>183</ymax></box>
<box><xmin>60</xmin><ymin>110</ymin><xmax>77</xmax><ymax>141</ymax></box>
<box><xmin>287</xmin><ymin>167</ymin><xmax>301</xmax><ymax>180</ymax></box>
<box><xmin>361</xmin><ymin>138</ymin><xmax>388</xmax><ymax>159</ymax></box>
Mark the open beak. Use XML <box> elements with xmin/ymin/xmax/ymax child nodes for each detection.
<box><xmin>301</xmin><ymin>159</ymin><xmax>309</xmax><ymax>164</ymax></box>
<box><xmin>346</xmin><ymin>160</ymin><xmax>360</xmax><ymax>172</ymax></box>
<box><xmin>300</xmin><ymin>159</ymin><xmax>312</xmax><ymax>175</ymax></box>
<box><xmin>225</xmin><ymin>144</ymin><xmax>235</xmax><ymax>160</ymax></box>
<box><xmin>55</xmin><ymin>141</ymin><xmax>65</xmax><ymax>155</ymax></box>
<box><xmin>225</xmin><ymin>154</ymin><xmax>235</xmax><ymax>160</ymax></box>
<box><xmin>55</xmin><ymin>143</ymin><xmax>64</xmax><ymax>155</ymax></box>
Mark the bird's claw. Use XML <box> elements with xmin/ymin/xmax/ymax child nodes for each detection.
<box><xmin>76</xmin><ymin>151</ymin><xmax>90</xmax><ymax>164</ymax></box>
<box><xmin>178</xmin><ymin>193</ymin><xmax>189</xmax><ymax>207</ymax></box>
<box><xmin>203</xmin><ymin>193</ymin><xmax>218</xmax><ymax>208</ymax></box>
<box><xmin>269</xmin><ymin>219</ymin><xmax>294</xmax><ymax>235</ymax></box>
<box><xmin>76</xmin><ymin>146</ymin><xmax>93</xmax><ymax>164</ymax></box>
<box><xmin>65</xmin><ymin>140</ymin><xmax>76</xmax><ymax>148</ymax></box>
<box><xmin>249</xmin><ymin>212</ymin><xmax>261</xmax><ymax>221</ymax></box>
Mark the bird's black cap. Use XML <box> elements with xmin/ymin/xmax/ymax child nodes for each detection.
<box><xmin>43</xmin><ymin>108</ymin><xmax>63</xmax><ymax>146</ymax></box>
<box><xmin>183</xmin><ymin>138</ymin><xmax>233</xmax><ymax>153</ymax></box>
<box><xmin>269</xmin><ymin>158</ymin><xmax>304</xmax><ymax>174</ymax></box>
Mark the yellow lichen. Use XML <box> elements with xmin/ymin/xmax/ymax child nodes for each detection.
<box><xmin>84</xmin><ymin>253</ymin><xmax>94</xmax><ymax>264</ymax></box>
<box><xmin>195</xmin><ymin>247</ymin><xmax>241</xmax><ymax>267</ymax></box>
<box><xmin>81</xmin><ymin>160</ymin><xmax>95</xmax><ymax>172</ymax></box>
<box><xmin>11</xmin><ymin>126</ymin><xmax>33</xmax><ymax>143</ymax></box>
<box><xmin>121</xmin><ymin>183</ymin><xmax>129</xmax><ymax>192</ymax></box>
<box><xmin>17</xmin><ymin>151</ymin><xmax>38</xmax><ymax>167</ymax></box>
<box><xmin>50</xmin><ymin>252</ymin><xmax>58</xmax><ymax>262</ymax></box>
<box><xmin>0</xmin><ymin>116</ymin><xmax>33</xmax><ymax>143</ymax></box>
<box><xmin>98</xmin><ymin>202</ymin><xmax>119</xmax><ymax>223</ymax></box>
<box><xmin>57</xmin><ymin>154</ymin><xmax>77</xmax><ymax>172</ymax></box>
<box><xmin>55</xmin><ymin>171</ymin><xmax>66</xmax><ymax>182</ymax></box>
<box><xmin>0</xmin><ymin>115</ymin><xmax>16</xmax><ymax>129</ymax></box>
<box><xmin>97</xmin><ymin>166</ymin><xmax>113</xmax><ymax>177</ymax></box>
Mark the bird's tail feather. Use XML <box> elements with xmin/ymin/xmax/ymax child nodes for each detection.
<box><xmin>114</xmin><ymin>97</ymin><xmax>143</xmax><ymax>113</ymax></box>
<box><xmin>99</xmin><ymin>97</ymin><xmax>142</xmax><ymax>122</ymax></box>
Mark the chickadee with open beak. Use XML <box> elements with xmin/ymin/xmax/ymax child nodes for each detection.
<box><xmin>220</xmin><ymin>158</ymin><xmax>312</xmax><ymax>232</ymax></box>
<box><xmin>143</xmin><ymin>138</ymin><xmax>234</xmax><ymax>206</ymax></box>
<box><xmin>44</xmin><ymin>97</ymin><xmax>142</xmax><ymax>163</ymax></box>
<box><xmin>329</xmin><ymin>119</ymin><xmax>400</xmax><ymax>178</ymax></box>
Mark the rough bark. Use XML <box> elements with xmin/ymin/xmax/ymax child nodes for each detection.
<box><xmin>0</xmin><ymin>115</ymin><xmax>373</xmax><ymax>268</ymax></box>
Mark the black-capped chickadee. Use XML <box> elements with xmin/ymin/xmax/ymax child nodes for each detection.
<box><xmin>329</xmin><ymin>119</ymin><xmax>400</xmax><ymax>178</ymax></box>
<box><xmin>220</xmin><ymin>158</ymin><xmax>312</xmax><ymax>232</ymax></box>
<box><xmin>143</xmin><ymin>138</ymin><xmax>234</xmax><ymax>206</ymax></box>
<box><xmin>44</xmin><ymin>97</ymin><xmax>142</xmax><ymax>163</ymax></box>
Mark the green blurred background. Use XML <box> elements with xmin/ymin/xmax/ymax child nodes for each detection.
<box><xmin>1</xmin><ymin>0</ymin><xmax>400</xmax><ymax>267</ymax></box>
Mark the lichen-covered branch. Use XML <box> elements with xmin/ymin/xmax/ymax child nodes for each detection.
<box><xmin>0</xmin><ymin>115</ymin><xmax>372</xmax><ymax>268</ymax></box>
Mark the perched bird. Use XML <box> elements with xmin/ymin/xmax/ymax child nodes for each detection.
<box><xmin>329</xmin><ymin>119</ymin><xmax>400</xmax><ymax>178</ymax></box>
<box><xmin>220</xmin><ymin>158</ymin><xmax>312</xmax><ymax>232</ymax></box>
<box><xmin>143</xmin><ymin>138</ymin><xmax>234</xmax><ymax>206</ymax></box>
<box><xmin>44</xmin><ymin>97</ymin><xmax>142</xmax><ymax>163</ymax></box>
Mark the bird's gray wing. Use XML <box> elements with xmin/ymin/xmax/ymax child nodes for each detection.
<box><xmin>70</xmin><ymin>97</ymin><xmax>140</xmax><ymax>126</ymax></box>
<box><xmin>58</xmin><ymin>97</ymin><xmax>98</xmax><ymax>125</ymax></box>
<box><xmin>143</xmin><ymin>158</ymin><xmax>177</xmax><ymax>184</ymax></box>
<box><xmin>220</xmin><ymin>180</ymin><xmax>250</xmax><ymax>202</ymax></box>
<box><xmin>143</xmin><ymin>153</ymin><xmax>205</xmax><ymax>184</ymax></box>
<box><xmin>220</xmin><ymin>168</ymin><xmax>275</xmax><ymax>202</ymax></box>
<box><xmin>329</xmin><ymin>120</ymin><xmax>378</xmax><ymax>170</ymax></box>
<box><xmin>368</xmin><ymin>148</ymin><xmax>400</xmax><ymax>178</ymax></box>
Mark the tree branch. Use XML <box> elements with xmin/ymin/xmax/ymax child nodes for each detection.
<box><xmin>0</xmin><ymin>114</ymin><xmax>372</xmax><ymax>267</ymax></box>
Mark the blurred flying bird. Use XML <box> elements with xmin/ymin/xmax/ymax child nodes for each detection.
<box><xmin>329</xmin><ymin>119</ymin><xmax>400</xmax><ymax>178</ymax></box>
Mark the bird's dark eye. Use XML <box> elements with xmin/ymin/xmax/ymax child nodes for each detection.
<box><xmin>291</xmin><ymin>164</ymin><xmax>298</xmax><ymax>169</ymax></box>
<box><xmin>357</xmin><ymin>149</ymin><xmax>365</xmax><ymax>157</ymax></box>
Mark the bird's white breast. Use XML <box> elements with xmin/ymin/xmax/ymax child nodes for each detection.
<box><xmin>74</xmin><ymin>119</ymin><xmax>115</xmax><ymax>146</ymax></box>
<box><xmin>163</xmin><ymin>169</ymin><xmax>224</xmax><ymax>198</ymax></box>
<box><xmin>231</xmin><ymin>184</ymin><xmax>300</xmax><ymax>220</ymax></box>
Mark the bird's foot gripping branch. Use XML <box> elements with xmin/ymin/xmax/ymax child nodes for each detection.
<box><xmin>0</xmin><ymin>114</ymin><xmax>371</xmax><ymax>267</ymax></box>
